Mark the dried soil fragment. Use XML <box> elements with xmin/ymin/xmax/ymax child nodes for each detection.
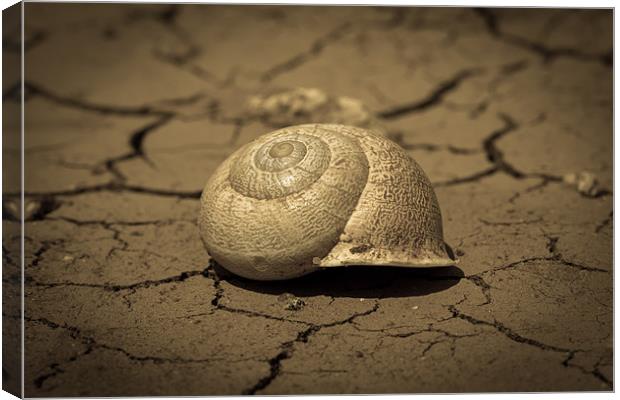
<box><xmin>246</xmin><ymin>87</ymin><xmax>380</xmax><ymax>131</ymax></box>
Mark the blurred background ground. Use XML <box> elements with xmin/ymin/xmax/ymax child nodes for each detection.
<box><xmin>2</xmin><ymin>4</ymin><xmax>613</xmax><ymax>395</ymax></box>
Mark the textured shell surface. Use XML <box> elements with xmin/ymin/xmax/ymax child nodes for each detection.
<box><xmin>199</xmin><ymin>124</ymin><xmax>455</xmax><ymax>280</ymax></box>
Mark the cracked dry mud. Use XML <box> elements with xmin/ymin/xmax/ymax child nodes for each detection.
<box><xmin>3</xmin><ymin>4</ymin><xmax>612</xmax><ymax>395</ymax></box>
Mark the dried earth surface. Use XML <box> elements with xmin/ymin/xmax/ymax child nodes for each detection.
<box><xmin>2</xmin><ymin>4</ymin><xmax>613</xmax><ymax>395</ymax></box>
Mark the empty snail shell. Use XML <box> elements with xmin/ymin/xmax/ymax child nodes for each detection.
<box><xmin>199</xmin><ymin>124</ymin><xmax>456</xmax><ymax>281</ymax></box>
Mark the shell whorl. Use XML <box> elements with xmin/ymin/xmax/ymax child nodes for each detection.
<box><xmin>229</xmin><ymin>133</ymin><xmax>332</xmax><ymax>199</ymax></box>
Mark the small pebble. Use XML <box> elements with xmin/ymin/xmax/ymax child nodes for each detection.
<box><xmin>285</xmin><ymin>298</ymin><xmax>305</xmax><ymax>311</ymax></box>
<box><xmin>278</xmin><ymin>293</ymin><xmax>306</xmax><ymax>311</ymax></box>
<box><xmin>4</xmin><ymin>197</ymin><xmax>60</xmax><ymax>221</ymax></box>
<box><xmin>563</xmin><ymin>171</ymin><xmax>602</xmax><ymax>197</ymax></box>
<box><xmin>3</xmin><ymin>199</ymin><xmax>19</xmax><ymax>221</ymax></box>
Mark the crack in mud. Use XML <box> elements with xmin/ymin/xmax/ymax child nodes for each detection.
<box><xmin>482</xmin><ymin>113</ymin><xmax>558</xmax><ymax>182</ymax></box>
<box><xmin>7</xmin><ymin>183</ymin><xmax>202</xmax><ymax>201</ymax></box>
<box><xmin>482</xmin><ymin>113</ymin><xmax>523</xmax><ymax>177</ymax></box>
<box><xmin>477</xmin><ymin>254</ymin><xmax>608</xmax><ymax>276</ymax></box>
<box><xmin>260</xmin><ymin>22</ymin><xmax>353</xmax><ymax>82</ymax></box>
<box><xmin>200</xmin><ymin>259</ymin><xmax>385</xmax><ymax>395</ymax></box>
<box><xmin>24</xmin><ymin>82</ymin><xmax>172</xmax><ymax>117</ymax></box>
<box><xmin>479</xmin><ymin>217</ymin><xmax>543</xmax><ymax>226</ymax></box>
<box><xmin>198</xmin><ymin>266</ymin><xmax>386</xmax><ymax>395</ymax></box>
<box><xmin>377</xmin><ymin>68</ymin><xmax>482</xmax><ymax>119</ymax></box>
<box><xmin>148</xmin><ymin>6</ymin><xmax>234</xmax><ymax>87</ymax></box>
<box><xmin>387</xmin><ymin>132</ymin><xmax>480</xmax><ymax>155</ymax></box>
<box><xmin>433</xmin><ymin>112</ymin><xmax>582</xmax><ymax>190</ymax></box>
<box><xmin>27</xmin><ymin>314</ymin><xmax>256</xmax><ymax>390</ymax></box>
<box><xmin>433</xmin><ymin>250</ymin><xmax>609</xmax><ymax>307</ymax></box>
<box><xmin>434</xmin><ymin>167</ymin><xmax>498</xmax><ymax>187</ymax></box>
<box><xmin>33</xmin><ymin>347</ymin><xmax>93</xmax><ymax>389</ymax></box>
<box><xmin>242</xmin><ymin>301</ymin><xmax>380</xmax><ymax>395</ymax></box>
<box><xmin>449</xmin><ymin>305</ymin><xmax>611</xmax><ymax>388</ymax></box>
<box><xmin>3</xmin><ymin>29</ymin><xmax>48</xmax><ymax>53</ymax></box>
<box><xmin>404</xmin><ymin>143</ymin><xmax>480</xmax><ymax>155</ymax></box>
<box><xmin>449</xmin><ymin>305</ymin><xmax>579</xmax><ymax>353</ymax></box>
<box><xmin>99</xmin><ymin>115</ymin><xmax>173</xmax><ymax>183</ymax></box>
<box><xmin>464</xmin><ymin>275</ymin><xmax>493</xmax><ymax>306</ymax></box>
<box><xmin>27</xmin><ymin>269</ymin><xmax>207</xmax><ymax>292</ymax></box>
<box><xmin>595</xmin><ymin>211</ymin><xmax>612</xmax><ymax>233</ymax></box>
<box><xmin>29</xmin><ymin>239</ymin><xmax>65</xmax><ymax>269</ymax></box>
<box><xmin>45</xmin><ymin>216</ymin><xmax>193</xmax><ymax>227</ymax></box>
<box><xmin>474</xmin><ymin>8</ymin><xmax>612</xmax><ymax>67</ymax></box>
<box><xmin>414</xmin><ymin>329</ymin><xmax>480</xmax><ymax>358</ymax></box>
<box><xmin>203</xmin><ymin>262</ymin><xmax>312</xmax><ymax>327</ymax></box>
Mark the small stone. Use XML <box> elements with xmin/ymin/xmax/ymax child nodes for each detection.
<box><xmin>62</xmin><ymin>255</ymin><xmax>74</xmax><ymax>262</ymax></box>
<box><xmin>562</xmin><ymin>171</ymin><xmax>601</xmax><ymax>197</ymax></box>
<box><xmin>25</xmin><ymin>201</ymin><xmax>40</xmax><ymax>217</ymax></box>
<box><xmin>3</xmin><ymin>199</ymin><xmax>20</xmax><ymax>221</ymax></box>
<box><xmin>3</xmin><ymin>197</ymin><xmax>61</xmax><ymax>221</ymax></box>
<box><xmin>278</xmin><ymin>293</ymin><xmax>306</xmax><ymax>311</ymax></box>
<box><xmin>285</xmin><ymin>298</ymin><xmax>305</xmax><ymax>311</ymax></box>
<box><xmin>412</xmin><ymin>306</ymin><xmax>419</xmax><ymax>310</ymax></box>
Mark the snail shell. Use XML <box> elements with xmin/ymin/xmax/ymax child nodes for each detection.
<box><xmin>199</xmin><ymin>124</ymin><xmax>455</xmax><ymax>281</ymax></box>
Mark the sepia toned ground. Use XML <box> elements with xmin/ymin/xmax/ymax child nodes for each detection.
<box><xmin>2</xmin><ymin>4</ymin><xmax>613</xmax><ymax>396</ymax></box>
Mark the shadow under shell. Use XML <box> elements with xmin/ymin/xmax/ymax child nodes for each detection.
<box><xmin>212</xmin><ymin>261</ymin><xmax>464</xmax><ymax>299</ymax></box>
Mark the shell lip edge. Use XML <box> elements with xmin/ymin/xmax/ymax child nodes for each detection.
<box><xmin>317</xmin><ymin>240</ymin><xmax>459</xmax><ymax>269</ymax></box>
<box><xmin>318</xmin><ymin>258</ymin><xmax>458</xmax><ymax>269</ymax></box>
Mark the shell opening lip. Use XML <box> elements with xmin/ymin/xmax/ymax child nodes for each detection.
<box><xmin>319</xmin><ymin>258</ymin><xmax>458</xmax><ymax>268</ymax></box>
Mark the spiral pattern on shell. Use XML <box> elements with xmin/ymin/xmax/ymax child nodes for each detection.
<box><xmin>199</xmin><ymin>124</ymin><xmax>454</xmax><ymax>280</ymax></box>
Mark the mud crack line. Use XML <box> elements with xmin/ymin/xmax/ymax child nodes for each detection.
<box><xmin>101</xmin><ymin>114</ymin><xmax>173</xmax><ymax>182</ymax></box>
<box><xmin>203</xmin><ymin>259</ymin><xmax>384</xmax><ymax>394</ymax></box>
<box><xmin>23</xmin><ymin>81</ymin><xmax>173</xmax><ymax>117</ymax></box>
<box><xmin>260</xmin><ymin>22</ymin><xmax>353</xmax><ymax>82</ymax></box>
<box><xmin>242</xmin><ymin>302</ymin><xmax>380</xmax><ymax>395</ymax></box>
<box><xmin>7</xmin><ymin>182</ymin><xmax>202</xmax><ymax>200</ymax></box>
<box><xmin>448</xmin><ymin>306</ymin><xmax>611</xmax><ymax>388</ymax></box>
<box><xmin>27</xmin><ymin>314</ymin><xmax>253</xmax><ymax>390</ymax></box>
<box><xmin>28</xmin><ymin>269</ymin><xmax>207</xmax><ymax>292</ymax></box>
<box><xmin>377</xmin><ymin>68</ymin><xmax>482</xmax><ymax>119</ymax></box>
<box><xmin>449</xmin><ymin>305</ymin><xmax>576</xmax><ymax>353</ymax></box>
<box><xmin>474</xmin><ymin>8</ymin><xmax>611</xmax><ymax>67</ymax></box>
<box><xmin>435</xmin><ymin>112</ymin><xmax>563</xmax><ymax>188</ymax></box>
